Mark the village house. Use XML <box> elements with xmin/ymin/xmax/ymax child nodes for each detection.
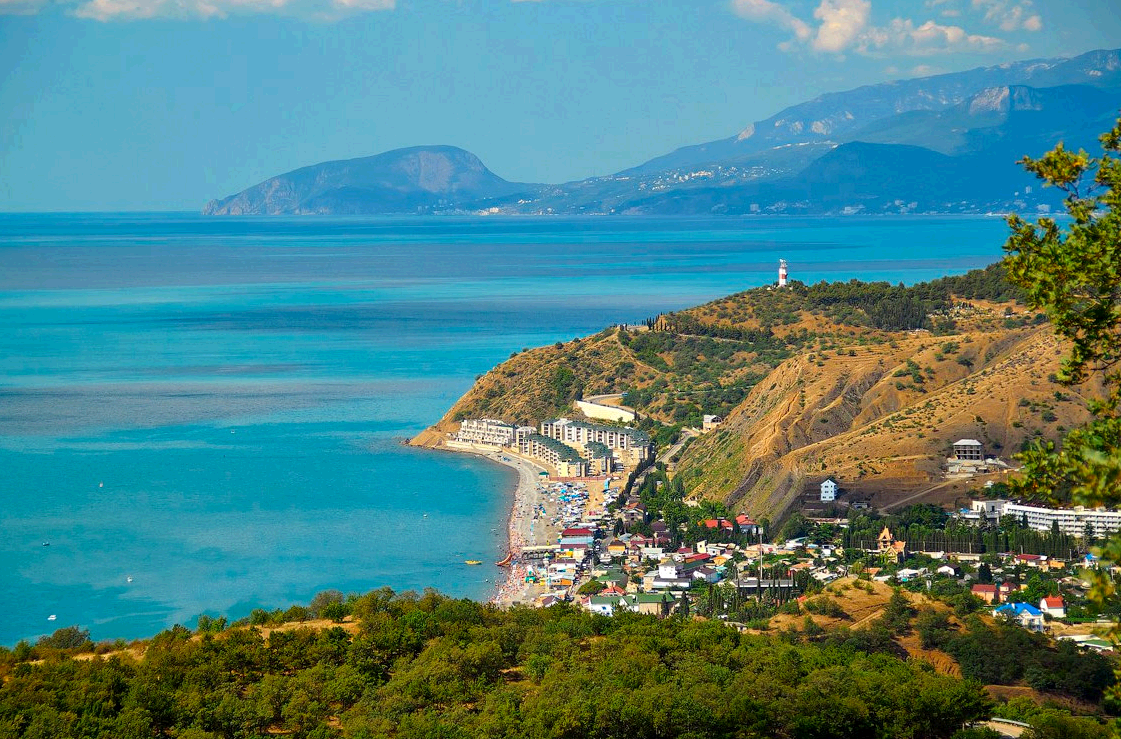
<box><xmin>971</xmin><ymin>584</ymin><xmax>998</xmax><ymax>604</ymax></box>
<box><xmin>820</xmin><ymin>478</ymin><xmax>837</xmax><ymax>502</ymax></box>
<box><xmin>702</xmin><ymin>414</ymin><xmax>722</xmax><ymax>432</ymax></box>
<box><xmin>953</xmin><ymin>438</ymin><xmax>984</xmax><ymax>461</ymax></box>
<box><xmin>559</xmin><ymin>527</ymin><xmax>595</xmax><ymax>547</ymax></box>
<box><xmin>735</xmin><ymin>514</ymin><xmax>761</xmax><ymax>537</ymax></box>
<box><xmin>994</xmin><ymin>602</ymin><xmax>1046</xmax><ymax>631</ymax></box>
<box><xmin>1040</xmin><ymin>596</ymin><xmax>1066</xmax><ymax>619</ymax></box>
<box><xmin>1015</xmin><ymin>553</ymin><xmax>1046</xmax><ymax>568</ymax></box>
<box><xmin>621</xmin><ymin>499</ymin><xmax>648</xmax><ymax>526</ymax></box>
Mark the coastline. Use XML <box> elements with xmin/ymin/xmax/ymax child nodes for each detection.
<box><xmin>414</xmin><ymin>439</ymin><xmax>552</xmax><ymax>605</ymax></box>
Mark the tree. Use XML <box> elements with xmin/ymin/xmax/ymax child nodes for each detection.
<box><xmin>1003</xmin><ymin>116</ymin><xmax>1121</xmax><ymax>510</ymax></box>
<box><xmin>36</xmin><ymin>625</ymin><xmax>91</xmax><ymax>650</ymax></box>
<box><xmin>1001</xmin><ymin>113</ymin><xmax>1121</xmax><ymax>703</ymax></box>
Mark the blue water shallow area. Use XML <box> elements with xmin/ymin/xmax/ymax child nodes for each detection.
<box><xmin>0</xmin><ymin>213</ymin><xmax>1010</xmax><ymax>645</ymax></box>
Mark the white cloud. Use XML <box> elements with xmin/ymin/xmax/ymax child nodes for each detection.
<box><xmin>971</xmin><ymin>0</ymin><xmax>1042</xmax><ymax>32</ymax></box>
<box><xmin>733</xmin><ymin>0</ymin><xmax>1011</xmax><ymax>56</ymax></box>
<box><xmin>866</xmin><ymin>18</ymin><xmax>1007</xmax><ymax>55</ymax></box>
<box><xmin>731</xmin><ymin>0</ymin><xmax>811</xmax><ymax>42</ymax></box>
<box><xmin>811</xmin><ymin>0</ymin><xmax>870</xmax><ymax>53</ymax></box>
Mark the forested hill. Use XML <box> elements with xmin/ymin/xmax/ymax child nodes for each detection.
<box><xmin>0</xmin><ymin>589</ymin><xmax>1030</xmax><ymax>738</ymax></box>
<box><xmin>414</xmin><ymin>263</ymin><xmax>1090</xmax><ymax>516</ymax></box>
<box><xmin>2</xmin><ymin>584</ymin><xmax>1114</xmax><ymax>738</ymax></box>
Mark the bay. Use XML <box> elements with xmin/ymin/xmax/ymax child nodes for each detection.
<box><xmin>0</xmin><ymin>213</ymin><xmax>1010</xmax><ymax>645</ymax></box>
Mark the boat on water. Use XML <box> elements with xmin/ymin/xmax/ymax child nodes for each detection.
<box><xmin>465</xmin><ymin>560</ymin><xmax>483</xmax><ymax>565</ymax></box>
<box><xmin>495</xmin><ymin>552</ymin><xmax>513</xmax><ymax>567</ymax></box>
<box><xmin>47</xmin><ymin>615</ymin><xmax>56</xmax><ymax>621</ymax></box>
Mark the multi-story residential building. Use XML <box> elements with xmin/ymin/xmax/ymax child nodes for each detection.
<box><xmin>539</xmin><ymin>418</ymin><xmax>652</xmax><ymax>467</ymax></box>
<box><xmin>519</xmin><ymin>433</ymin><xmax>588</xmax><ymax>477</ymax></box>
<box><xmin>454</xmin><ymin>418</ymin><xmax>519</xmax><ymax>446</ymax></box>
<box><xmin>961</xmin><ymin>499</ymin><xmax>1121</xmax><ymax>537</ymax></box>
<box><xmin>953</xmin><ymin>439</ymin><xmax>984</xmax><ymax>461</ymax></box>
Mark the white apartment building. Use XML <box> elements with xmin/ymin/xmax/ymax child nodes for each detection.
<box><xmin>962</xmin><ymin>499</ymin><xmax>1121</xmax><ymax>537</ymax></box>
<box><xmin>540</xmin><ymin>418</ymin><xmax>652</xmax><ymax>467</ymax></box>
<box><xmin>518</xmin><ymin>433</ymin><xmax>589</xmax><ymax>477</ymax></box>
<box><xmin>454</xmin><ymin>418</ymin><xmax>517</xmax><ymax>446</ymax></box>
<box><xmin>454</xmin><ymin>419</ymin><xmax>535</xmax><ymax>448</ymax></box>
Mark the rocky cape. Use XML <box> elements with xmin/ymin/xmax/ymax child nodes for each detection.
<box><xmin>411</xmin><ymin>265</ymin><xmax>1097</xmax><ymax>520</ymax></box>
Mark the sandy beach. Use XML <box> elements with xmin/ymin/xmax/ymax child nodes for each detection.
<box><xmin>430</xmin><ymin>442</ymin><xmax>556</xmax><ymax>605</ymax></box>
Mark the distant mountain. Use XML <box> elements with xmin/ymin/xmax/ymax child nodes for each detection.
<box><xmin>845</xmin><ymin>84</ymin><xmax>1119</xmax><ymax>155</ymax></box>
<box><xmin>204</xmin><ymin>146</ymin><xmax>538</xmax><ymax>215</ymax></box>
<box><xmin>627</xmin><ymin>48</ymin><xmax>1121</xmax><ymax>175</ymax></box>
<box><xmin>205</xmin><ymin>48</ymin><xmax>1121</xmax><ymax>217</ymax></box>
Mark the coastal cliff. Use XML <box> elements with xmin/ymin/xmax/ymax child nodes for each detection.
<box><xmin>414</xmin><ymin>265</ymin><xmax>1094</xmax><ymax>518</ymax></box>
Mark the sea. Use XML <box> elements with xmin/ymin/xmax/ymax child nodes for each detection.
<box><xmin>0</xmin><ymin>213</ymin><xmax>1012</xmax><ymax>645</ymax></box>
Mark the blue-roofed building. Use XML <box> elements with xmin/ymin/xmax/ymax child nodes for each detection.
<box><xmin>993</xmin><ymin>602</ymin><xmax>1045</xmax><ymax>631</ymax></box>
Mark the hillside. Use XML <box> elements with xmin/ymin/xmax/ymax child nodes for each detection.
<box><xmin>203</xmin><ymin>145</ymin><xmax>535</xmax><ymax>215</ymax></box>
<box><xmin>414</xmin><ymin>265</ymin><xmax>1094</xmax><ymax>518</ymax></box>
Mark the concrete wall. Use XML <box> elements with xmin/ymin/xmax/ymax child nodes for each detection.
<box><xmin>574</xmin><ymin>400</ymin><xmax>636</xmax><ymax>423</ymax></box>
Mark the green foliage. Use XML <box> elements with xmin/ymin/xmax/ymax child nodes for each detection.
<box><xmin>1000</xmin><ymin>114</ymin><xmax>1121</xmax><ymax>704</ymax></box>
<box><xmin>942</xmin><ymin>619</ymin><xmax>1114</xmax><ymax>703</ymax></box>
<box><xmin>995</xmin><ymin>697</ymin><xmax>1114</xmax><ymax>739</ymax></box>
<box><xmin>1003</xmin><ymin>116</ymin><xmax>1121</xmax><ymax>514</ymax></box>
<box><xmin>878</xmin><ymin>590</ymin><xmax>915</xmax><ymax>635</ymax></box>
<box><xmin>0</xmin><ymin>589</ymin><xmax>1000</xmax><ymax>739</ymax></box>
<box><xmin>35</xmin><ymin>626</ymin><xmax>91</xmax><ymax>650</ymax></box>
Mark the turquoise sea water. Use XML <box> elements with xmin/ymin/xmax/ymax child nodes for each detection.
<box><xmin>0</xmin><ymin>213</ymin><xmax>1012</xmax><ymax>645</ymax></box>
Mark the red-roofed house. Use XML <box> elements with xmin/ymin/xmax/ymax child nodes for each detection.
<box><xmin>972</xmin><ymin>584</ymin><xmax>998</xmax><ymax>604</ymax></box>
<box><xmin>1040</xmin><ymin>596</ymin><xmax>1066</xmax><ymax>618</ymax></box>
<box><xmin>735</xmin><ymin>514</ymin><xmax>761</xmax><ymax>537</ymax></box>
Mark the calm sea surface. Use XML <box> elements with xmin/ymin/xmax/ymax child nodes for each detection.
<box><xmin>0</xmin><ymin>213</ymin><xmax>1011</xmax><ymax>645</ymax></box>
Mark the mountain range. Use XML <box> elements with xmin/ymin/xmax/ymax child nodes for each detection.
<box><xmin>204</xmin><ymin>47</ymin><xmax>1121</xmax><ymax>217</ymax></box>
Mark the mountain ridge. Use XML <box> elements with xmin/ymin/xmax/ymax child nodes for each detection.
<box><xmin>204</xmin><ymin>47</ymin><xmax>1121</xmax><ymax>216</ymax></box>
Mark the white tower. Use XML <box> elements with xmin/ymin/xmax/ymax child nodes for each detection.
<box><xmin>778</xmin><ymin>259</ymin><xmax>788</xmax><ymax>288</ymax></box>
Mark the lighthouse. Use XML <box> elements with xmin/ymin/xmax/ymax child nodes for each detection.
<box><xmin>778</xmin><ymin>259</ymin><xmax>788</xmax><ymax>288</ymax></box>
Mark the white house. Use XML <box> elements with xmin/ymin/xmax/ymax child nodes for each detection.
<box><xmin>1040</xmin><ymin>596</ymin><xmax>1066</xmax><ymax>619</ymax></box>
<box><xmin>994</xmin><ymin>603</ymin><xmax>1046</xmax><ymax>631</ymax></box>
<box><xmin>820</xmin><ymin>478</ymin><xmax>837</xmax><ymax>502</ymax></box>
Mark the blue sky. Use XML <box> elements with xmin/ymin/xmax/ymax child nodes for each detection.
<box><xmin>1</xmin><ymin>0</ymin><xmax>1118</xmax><ymax>210</ymax></box>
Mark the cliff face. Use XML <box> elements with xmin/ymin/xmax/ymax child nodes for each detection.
<box><xmin>414</xmin><ymin>269</ymin><xmax>1094</xmax><ymax>518</ymax></box>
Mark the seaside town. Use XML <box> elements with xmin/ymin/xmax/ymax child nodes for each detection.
<box><xmin>442</xmin><ymin>400</ymin><xmax>1121</xmax><ymax>651</ymax></box>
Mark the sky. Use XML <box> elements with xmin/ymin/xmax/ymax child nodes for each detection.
<box><xmin>1</xmin><ymin>0</ymin><xmax>1119</xmax><ymax>211</ymax></box>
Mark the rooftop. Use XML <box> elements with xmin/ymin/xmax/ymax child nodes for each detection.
<box><xmin>525</xmin><ymin>433</ymin><xmax>585</xmax><ymax>462</ymax></box>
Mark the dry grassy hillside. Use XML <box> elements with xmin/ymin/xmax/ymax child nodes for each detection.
<box><xmin>675</xmin><ymin>325</ymin><xmax>1093</xmax><ymax>518</ymax></box>
<box><xmin>413</xmin><ymin>265</ymin><xmax>1094</xmax><ymax>519</ymax></box>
